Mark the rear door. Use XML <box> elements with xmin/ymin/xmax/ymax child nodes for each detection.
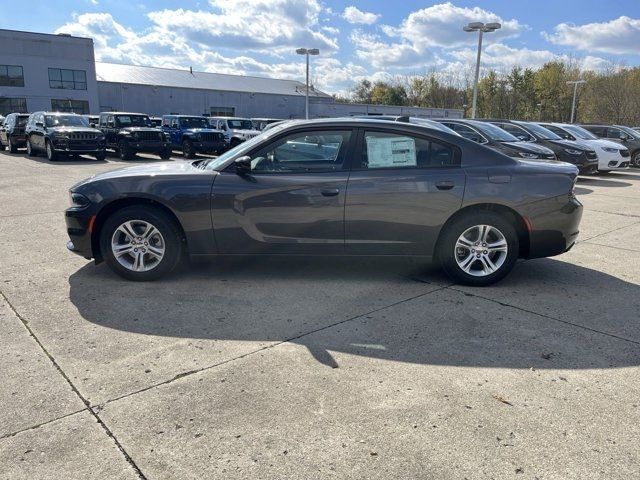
<box><xmin>211</xmin><ymin>127</ymin><xmax>354</xmax><ymax>254</ymax></box>
<box><xmin>344</xmin><ymin>127</ymin><xmax>465</xmax><ymax>255</ymax></box>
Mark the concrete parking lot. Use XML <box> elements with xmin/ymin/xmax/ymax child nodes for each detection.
<box><xmin>0</xmin><ymin>149</ymin><xmax>639</xmax><ymax>479</ymax></box>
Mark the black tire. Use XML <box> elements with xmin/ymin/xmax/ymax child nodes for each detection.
<box><xmin>95</xmin><ymin>152</ymin><xmax>106</xmax><ymax>161</ymax></box>
<box><xmin>8</xmin><ymin>136</ymin><xmax>17</xmax><ymax>153</ymax></box>
<box><xmin>45</xmin><ymin>140</ymin><xmax>57</xmax><ymax>161</ymax></box>
<box><xmin>100</xmin><ymin>205</ymin><xmax>183</xmax><ymax>281</ymax></box>
<box><xmin>438</xmin><ymin>211</ymin><xmax>519</xmax><ymax>287</ymax></box>
<box><xmin>230</xmin><ymin>138</ymin><xmax>241</xmax><ymax>148</ymax></box>
<box><xmin>159</xmin><ymin>148</ymin><xmax>172</xmax><ymax>160</ymax></box>
<box><xmin>0</xmin><ymin>138</ymin><xmax>4</xmax><ymax>150</ymax></box>
<box><xmin>118</xmin><ymin>140</ymin><xmax>133</xmax><ymax>160</ymax></box>
<box><xmin>26</xmin><ymin>138</ymin><xmax>37</xmax><ymax>157</ymax></box>
<box><xmin>632</xmin><ymin>151</ymin><xmax>640</xmax><ymax>168</ymax></box>
<box><xmin>182</xmin><ymin>139</ymin><xmax>195</xmax><ymax>158</ymax></box>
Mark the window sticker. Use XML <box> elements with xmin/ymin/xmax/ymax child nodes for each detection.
<box><xmin>366</xmin><ymin>136</ymin><xmax>416</xmax><ymax>168</ymax></box>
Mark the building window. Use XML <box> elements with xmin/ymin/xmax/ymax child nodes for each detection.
<box><xmin>0</xmin><ymin>98</ymin><xmax>27</xmax><ymax>115</ymax></box>
<box><xmin>0</xmin><ymin>65</ymin><xmax>24</xmax><ymax>87</ymax></box>
<box><xmin>210</xmin><ymin>106</ymin><xmax>235</xmax><ymax>116</ymax></box>
<box><xmin>51</xmin><ymin>99</ymin><xmax>90</xmax><ymax>115</ymax></box>
<box><xmin>48</xmin><ymin>68</ymin><xmax>87</xmax><ymax>90</ymax></box>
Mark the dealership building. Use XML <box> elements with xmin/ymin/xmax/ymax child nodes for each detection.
<box><xmin>0</xmin><ymin>28</ymin><xmax>463</xmax><ymax>120</ymax></box>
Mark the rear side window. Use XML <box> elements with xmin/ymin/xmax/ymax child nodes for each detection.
<box><xmin>359</xmin><ymin>131</ymin><xmax>457</xmax><ymax>169</ymax></box>
<box><xmin>586</xmin><ymin>126</ymin><xmax>605</xmax><ymax>137</ymax></box>
<box><xmin>606</xmin><ymin>127</ymin><xmax>625</xmax><ymax>139</ymax></box>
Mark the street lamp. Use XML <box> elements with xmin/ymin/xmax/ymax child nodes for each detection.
<box><xmin>566</xmin><ymin>80</ymin><xmax>586</xmax><ymax>123</ymax></box>
<box><xmin>463</xmin><ymin>22</ymin><xmax>501</xmax><ymax>119</ymax></box>
<box><xmin>296</xmin><ymin>47</ymin><xmax>319</xmax><ymax>119</ymax></box>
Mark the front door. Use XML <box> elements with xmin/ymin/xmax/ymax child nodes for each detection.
<box><xmin>344</xmin><ymin>128</ymin><xmax>465</xmax><ymax>255</ymax></box>
<box><xmin>211</xmin><ymin>128</ymin><xmax>354</xmax><ymax>254</ymax></box>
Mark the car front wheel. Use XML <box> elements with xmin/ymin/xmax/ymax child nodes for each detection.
<box><xmin>438</xmin><ymin>211</ymin><xmax>519</xmax><ymax>286</ymax></box>
<box><xmin>632</xmin><ymin>151</ymin><xmax>640</xmax><ymax>168</ymax></box>
<box><xmin>26</xmin><ymin>138</ymin><xmax>37</xmax><ymax>157</ymax></box>
<box><xmin>100</xmin><ymin>206</ymin><xmax>183</xmax><ymax>281</ymax></box>
<box><xmin>182</xmin><ymin>139</ymin><xmax>195</xmax><ymax>158</ymax></box>
<box><xmin>46</xmin><ymin>140</ymin><xmax>57</xmax><ymax>161</ymax></box>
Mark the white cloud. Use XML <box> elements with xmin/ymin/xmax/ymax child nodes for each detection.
<box><xmin>543</xmin><ymin>16</ymin><xmax>640</xmax><ymax>55</ymax></box>
<box><xmin>450</xmin><ymin>43</ymin><xmax>557</xmax><ymax>70</ymax></box>
<box><xmin>342</xmin><ymin>6</ymin><xmax>380</xmax><ymax>25</ymax></box>
<box><xmin>350</xmin><ymin>30</ymin><xmax>435</xmax><ymax>69</ymax></box>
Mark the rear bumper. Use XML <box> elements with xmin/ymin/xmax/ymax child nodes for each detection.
<box><xmin>524</xmin><ymin>195</ymin><xmax>583</xmax><ymax>259</ymax></box>
<box><xmin>9</xmin><ymin>134</ymin><xmax>26</xmax><ymax>146</ymax></box>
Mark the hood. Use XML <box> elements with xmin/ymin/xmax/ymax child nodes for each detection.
<box><xmin>232</xmin><ymin>128</ymin><xmax>261</xmax><ymax>135</ymax></box>
<box><xmin>501</xmin><ymin>141</ymin><xmax>555</xmax><ymax>156</ymax></box>
<box><xmin>548</xmin><ymin>138</ymin><xmax>593</xmax><ymax>151</ymax></box>
<box><xmin>586</xmin><ymin>138</ymin><xmax>627</xmax><ymax>150</ymax></box>
<box><xmin>119</xmin><ymin>126</ymin><xmax>159</xmax><ymax>133</ymax></box>
<box><xmin>49</xmin><ymin>126</ymin><xmax>102</xmax><ymax>134</ymax></box>
<box><xmin>71</xmin><ymin>161</ymin><xmax>211</xmax><ymax>189</ymax></box>
<box><xmin>184</xmin><ymin>128</ymin><xmax>220</xmax><ymax>134</ymax></box>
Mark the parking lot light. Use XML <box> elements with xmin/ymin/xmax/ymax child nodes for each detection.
<box><xmin>296</xmin><ymin>48</ymin><xmax>320</xmax><ymax>120</ymax></box>
<box><xmin>463</xmin><ymin>22</ymin><xmax>501</xmax><ymax>119</ymax></box>
<box><xmin>566</xmin><ymin>80</ymin><xmax>586</xmax><ymax>123</ymax></box>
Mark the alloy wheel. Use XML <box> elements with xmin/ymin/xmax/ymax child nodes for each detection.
<box><xmin>634</xmin><ymin>152</ymin><xmax>640</xmax><ymax>167</ymax></box>
<box><xmin>454</xmin><ymin>224</ymin><xmax>508</xmax><ymax>277</ymax></box>
<box><xmin>111</xmin><ymin>220</ymin><xmax>165</xmax><ymax>272</ymax></box>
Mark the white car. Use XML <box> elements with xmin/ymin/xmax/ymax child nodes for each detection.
<box><xmin>209</xmin><ymin>117</ymin><xmax>261</xmax><ymax>148</ymax></box>
<box><xmin>539</xmin><ymin>123</ymin><xmax>630</xmax><ymax>172</ymax></box>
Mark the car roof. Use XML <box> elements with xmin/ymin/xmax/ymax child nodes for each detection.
<box><xmin>101</xmin><ymin>112</ymin><xmax>149</xmax><ymax>116</ymax></box>
<box><xmin>162</xmin><ymin>114</ymin><xmax>207</xmax><ymax>118</ymax></box>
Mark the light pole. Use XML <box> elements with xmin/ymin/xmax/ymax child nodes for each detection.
<box><xmin>566</xmin><ymin>80</ymin><xmax>586</xmax><ymax>123</ymax></box>
<box><xmin>463</xmin><ymin>22</ymin><xmax>501</xmax><ymax>119</ymax></box>
<box><xmin>296</xmin><ymin>48</ymin><xmax>319</xmax><ymax>119</ymax></box>
<box><xmin>537</xmin><ymin>103</ymin><xmax>543</xmax><ymax>121</ymax></box>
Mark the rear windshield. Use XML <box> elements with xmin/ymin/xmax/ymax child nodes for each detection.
<box><xmin>45</xmin><ymin>115</ymin><xmax>89</xmax><ymax>127</ymax></box>
<box><xmin>116</xmin><ymin>115</ymin><xmax>150</xmax><ymax>127</ymax></box>
<box><xmin>180</xmin><ymin>117</ymin><xmax>210</xmax><ymax>129</ymax></box>
<box><xmin>16</xmin><ymin>116</ymin><xmax>29</xmax><ymax>126</ymax></box>
<box><xmin>471</xmin><ymin>121</ymin><xmax>519</xmax><ymax>142</ymax></box>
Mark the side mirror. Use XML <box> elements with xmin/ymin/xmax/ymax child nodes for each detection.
<box><xmin>234</xmin><ymin>156</ymin><xmax>251</xmax><ymax>174</ymax></box>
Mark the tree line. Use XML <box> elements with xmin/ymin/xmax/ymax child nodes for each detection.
<box><xmin>333</xmin><ymin>61</ymin><xmax>640</xmax><ymax>125</ymax></box>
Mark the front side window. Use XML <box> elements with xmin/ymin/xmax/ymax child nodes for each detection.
<box><xmin>606</xmin><ymin>127</ymin><xmax>626</xmax><ymax>139</ymax></box>
<box><xmin>360</xmin><ymin>131</ymin><xmax>456</xmax><ymax>169</ymax></box>
<box><xmin>544</xmin><ymin>125</ymin><xmax>573</xmax><ymax>140</ymax></box>
<box><xmin>248</xmin><ymin>130</ymin><xmax>351</xmax><ymax>173</ymax></box>
<box><xmin>227</xmin><ymin>119</ymin><xmax>254</xmax><ymax>130</ymax></box>
<box><xmin>501</xmin><ymin>124</ymin><xmax>534</xmax><ymax>141</ymax></box>
<box><xmin>48</xmin><ymin>68</ymin><xmax>87</xmax><ymax>90</ymax></box>
<box><xmin>0</xmin><ymin>65</ymin><xmax>24</xmax><ymax>87</ymax></box>
<box><xmin>518</xmin><ymin>122</ymin><xmax>561</xmax><ymax>140</ymax></box>
<box><xmin>116</xmin><ymin>115</ymin><xmax>150</xmax><ymax>127</ymax></box>
<box><xmin>453</xmin><ymin>124</ymin><xmax>486</xmax><ymax>143</ymax></box>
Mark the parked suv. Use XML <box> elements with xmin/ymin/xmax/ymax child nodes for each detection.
<box><xmin>162</xmin><ymin>115</ymin><xmax>226</xmax><ymax>158</ymax></box>
<box><xmin>481</xmin><ymin>120</ymin><xmax>598</xmax><ymax>174</ymax></box>
<box><xmin>25</xmin><ymin>112</ymin><xmax>106</xmax><ymax>161</ymax></box>
<box><xmin>99</xmin><ymin>112</ymin><xmax>171</xmax><ymax>160</ymax></box>
<box><xmin>580</xmin><ymin>125</ymin><xmax>640</xmax><ymax>167</ymax></box>
<box><xmin>0</xmin><ymin>113</ymin><xmax>30</xmax><ymax>152</ymax></box>
<box><xmin>538</xmin><ymin>123</ymin><xmax>629</xmax><ymax>172</ymax></box>
<box><xmin>209</xmin><ymin>117</ymin><xmax>261</xmax><ymax>148</ymax></box>
<box><xmin>437</xmin><ymin>119</ymin><xmax>557</xmax><ymax>160</ymax></box>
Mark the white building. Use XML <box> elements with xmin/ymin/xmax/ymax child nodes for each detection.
<box><xmin>0</xmin><ymin>29</ymin><xmax>99</xmax><ymax>115</ymax></box>
<box><xmin>0</xmin><ymin>28</ymin><xmax>463</xmax><ymax>120</ymax></box>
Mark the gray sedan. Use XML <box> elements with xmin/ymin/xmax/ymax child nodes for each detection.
<box><xmin>65</xmin><ymin>118</ymin><xmax>583</xmax><ymax>285</ymax></box>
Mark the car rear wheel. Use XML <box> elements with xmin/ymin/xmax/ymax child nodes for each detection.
<box><xmin>8</xmin><ymin>137</ymin><xmax>17</xmax><ymax>153</ymax></box>
<box><xmin>95</xmin><ymin>152</ymin><xmax>106</xmax><ymax>161</ymax></box>
<box><xmin>45</xmin><ymin>140</ymin><xmax>57</xmax><ymax>161</ymax></box>
<box><xmin>438</xmin><ymin>211</ymin><xmax>519</xmax><ymax>286</ymax></box>
<box><xmin>26</xmin><ymin>138</ymin><xmax>37</xmax><ymax>157</ymax></box>
<box><xmin>182</xmin><ymin>139</ymin><xmax>195</xmax><ymax>158</ymax></box>
<box><xmin>100</xmin><ymin>206</ymin><xmax>183</xmax><ymax>281</ymax></box>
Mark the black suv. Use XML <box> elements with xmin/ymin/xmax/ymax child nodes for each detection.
<box><xmin>480</xmin><ymin>120</ymin><xmax>598</xmax><ymax>174</ymax></box>
<box><xmin>0</xmin><ymin>113</ymin><xmax>30</xmax><ymax>152</ymax></box>
<box><xmin>581</xmin><ymin>124</ymin><xmax>640</xmax><ymax>167</ymax></box>
<box><xmin>99</xmin><ymin>112</ymin><xmax>172</xmax><ymax>160</ymax></box>
<box><xmin>25</xmin><ymin>112</ymin><xmax>106</xmax><ymax>161</ymax></box>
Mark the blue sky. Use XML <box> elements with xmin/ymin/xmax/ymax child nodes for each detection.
<box><xmin>3</xmin><ymin>1</ymin><xmax>640</xmax><ymax>94</ymax></box>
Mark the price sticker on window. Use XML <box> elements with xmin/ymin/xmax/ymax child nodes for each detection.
<box><xmin>366</xmin><ymin>136</ymin><xmax>417</xmax><ymax>168</ymax></box>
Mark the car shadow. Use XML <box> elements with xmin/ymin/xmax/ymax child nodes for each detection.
<box><xmin>574</xmin><ymin>186</ymin><xmax>593</xmax><ymax>196</ymax></box>
<box><xmin>605</xmin><ymin>171</ymin><xmax>640</xmax><ymax>181</ymax></box>
<box><xmin>578</xmin><ymin>177</ymin><xmax>633</xmax><ymax>187</ymax></box>
<box><xmin>68</xmin><ymin>256</ymin><xmax>640</xmax><ymax>370</ymax></box>
<box><xmin>2</xmin><ymin>150</ymin><xmax>109</xmax><ymax>165</ymax></box>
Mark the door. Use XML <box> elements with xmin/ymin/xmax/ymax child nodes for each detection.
<box><xmin>211</xmin><ymin>128</ymin><xmax>354</xmax><ymax>254</ymax></box>
<box><xmin>345</xmin><ymin>128</ymin><xmax>465</xmax><ymax>255</ymax></box>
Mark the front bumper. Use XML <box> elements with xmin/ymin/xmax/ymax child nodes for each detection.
<box><xmin>577</xmin><ymin>161</ymin><xmax>598</xmax><ymax>175</ymax></box>
<box><xmin>127</xmin><ymin>141</ymin><xmax>172</xmax><ymax>153</ymax></box>
<box><xmin>65</xmin><ymin>206</ymin><xmax>96</xmax><ymax>260</ymax></box>
<box><xmin>524</xmin><ymin>195</ymin><xmax>583</xmax><ymax>259</ymax></box>
<box><xmin>192</xmin><ymin>141</ymin><xmax>226</xmax><ymax>153</ymax></box>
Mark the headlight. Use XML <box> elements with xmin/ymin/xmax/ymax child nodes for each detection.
<box><xmin>518</xmin><ymin>152</ymin><xmax>540</xmax><ymax>159</ymax></box>
<box><xmin>69</xmin><ymin>192</ymin><xmax>90</xmax><ymax>208</ymax></box>
<box><xmin>564</xmin><ymin>148</ymin><xmax>583</xmax><ymax>155</ymax></box>
<box><xmin>602</xmin><ymin>147</ymin><xmax>619</xmax><ymax>153</ymax></box>
<box><xmin>120</xmin><ymin>131</ymin><xmax>131</xmax><ymax>136</ymax></box>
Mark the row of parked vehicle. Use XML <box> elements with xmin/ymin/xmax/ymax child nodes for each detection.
<box><xmin>0</xmin><ymin>111</ymin><xmax>277</xmax><ymax>161</ymax></box>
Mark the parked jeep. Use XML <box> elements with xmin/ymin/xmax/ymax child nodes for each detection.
<box><xmin>98</xmin><ymin>112</ymin><xmax>172</xmax><ymax>160</ymax></box>
<box><xmin>162</xmin><ymin>115</ymin><xmax>227</xmax><ymax>158</ymax></box>
<box><xmin>25</xmin><ymin>112</ymin><xmax>106</xmax><ymax>161</ymax></box>
<box><xmin>0</xmin><ymin>113</ymin><xmax>30</xmax><ymax>152</ymax></box>
<box><xmin>209</xmin><ymin>117</ymin><xmax>261</xmax><ymax>148</ymax></box>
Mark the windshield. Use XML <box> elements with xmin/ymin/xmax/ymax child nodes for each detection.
<box><xmin>116</xmin><ymin>115</ymin><xmax>150</xmax><ymax>127</ymax></box>
<box><xmin>180</xmin><ymin>117</ymin><xmax>210</xmax><ymax>129</ymax></box>
<box><xmin>227</xmin><ymin>119</ymin><xmax>254</xmax><ymax>130</ymax></box>
<box><xmin>618</xmin><ymin>126</ymin><xmax>640</xmax><ymax>139</ymax></box>
<box><xmin>471</xmin><ymin>121</ymin><xmax>519</xmax><ymax>142</ymax></box>
<box><xmin>563</xmin><ymin>125</ymin><xmax>598</xmax><ymax>140</ymax></box>
<box><xmin>517</xmin><ymin>122</ymin><xmax>561</xmax><ymax>140</ymax></box>
<box><xmin>45</xmin><ymin>115</ymin><xmax>89</xmax><ymax>127</ymax></box>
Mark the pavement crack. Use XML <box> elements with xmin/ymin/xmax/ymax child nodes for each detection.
<box><xmin>447</xmin><ymin>286</ymin><xmax>640</xmax><ymax>346</ymax></box>
<box><xmin>578</xmin><ymin>219</ymin><xmax>640</xmax><ymax>243</ymax></box>
<box><xmin>0</xmin><ymin>408</ymin><xmax>88</xmax><ymax>441</ymax></box>
<box><xmin>0</xmin><ymin>290</ymin><xmax>149</xmax><ymax>480</ymax></box>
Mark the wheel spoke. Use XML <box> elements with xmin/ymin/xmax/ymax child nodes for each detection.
<box><xmin>480</xmin><ymin>255</ymin><xmax>497</xmax><ymax>274</ymax></box>
<box><xmin>456</xmin><ymin>237</ymin><xmax>474</xmax><ymax>249</ymax></box>
<box><xmin>146</xmin><ymin>245</ymin><xmax>163</xmax><ymax>259</ymax></box>
<box><xmin>113</xmin><ymin>244</ymin><xmax>134</xmax><ymax>257</ymax></box>
<box><xmin>118</xmin><ymin>221</ymin><xmax>138</xmax><ymax>241</ymax></box>
<box><xmin>142</xmin><ymin>224</ymin><xmax>157</xmax><ymax>240</ymax></box>
<box><xmin>458</xmin><ymin>253</ymin><xmax>476</xmax><ymax>272</ymax></box>
<box><xmin>487</xmin><ymin>239</ymin><xmax>508</xmax><ymax>252</ymax></box>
